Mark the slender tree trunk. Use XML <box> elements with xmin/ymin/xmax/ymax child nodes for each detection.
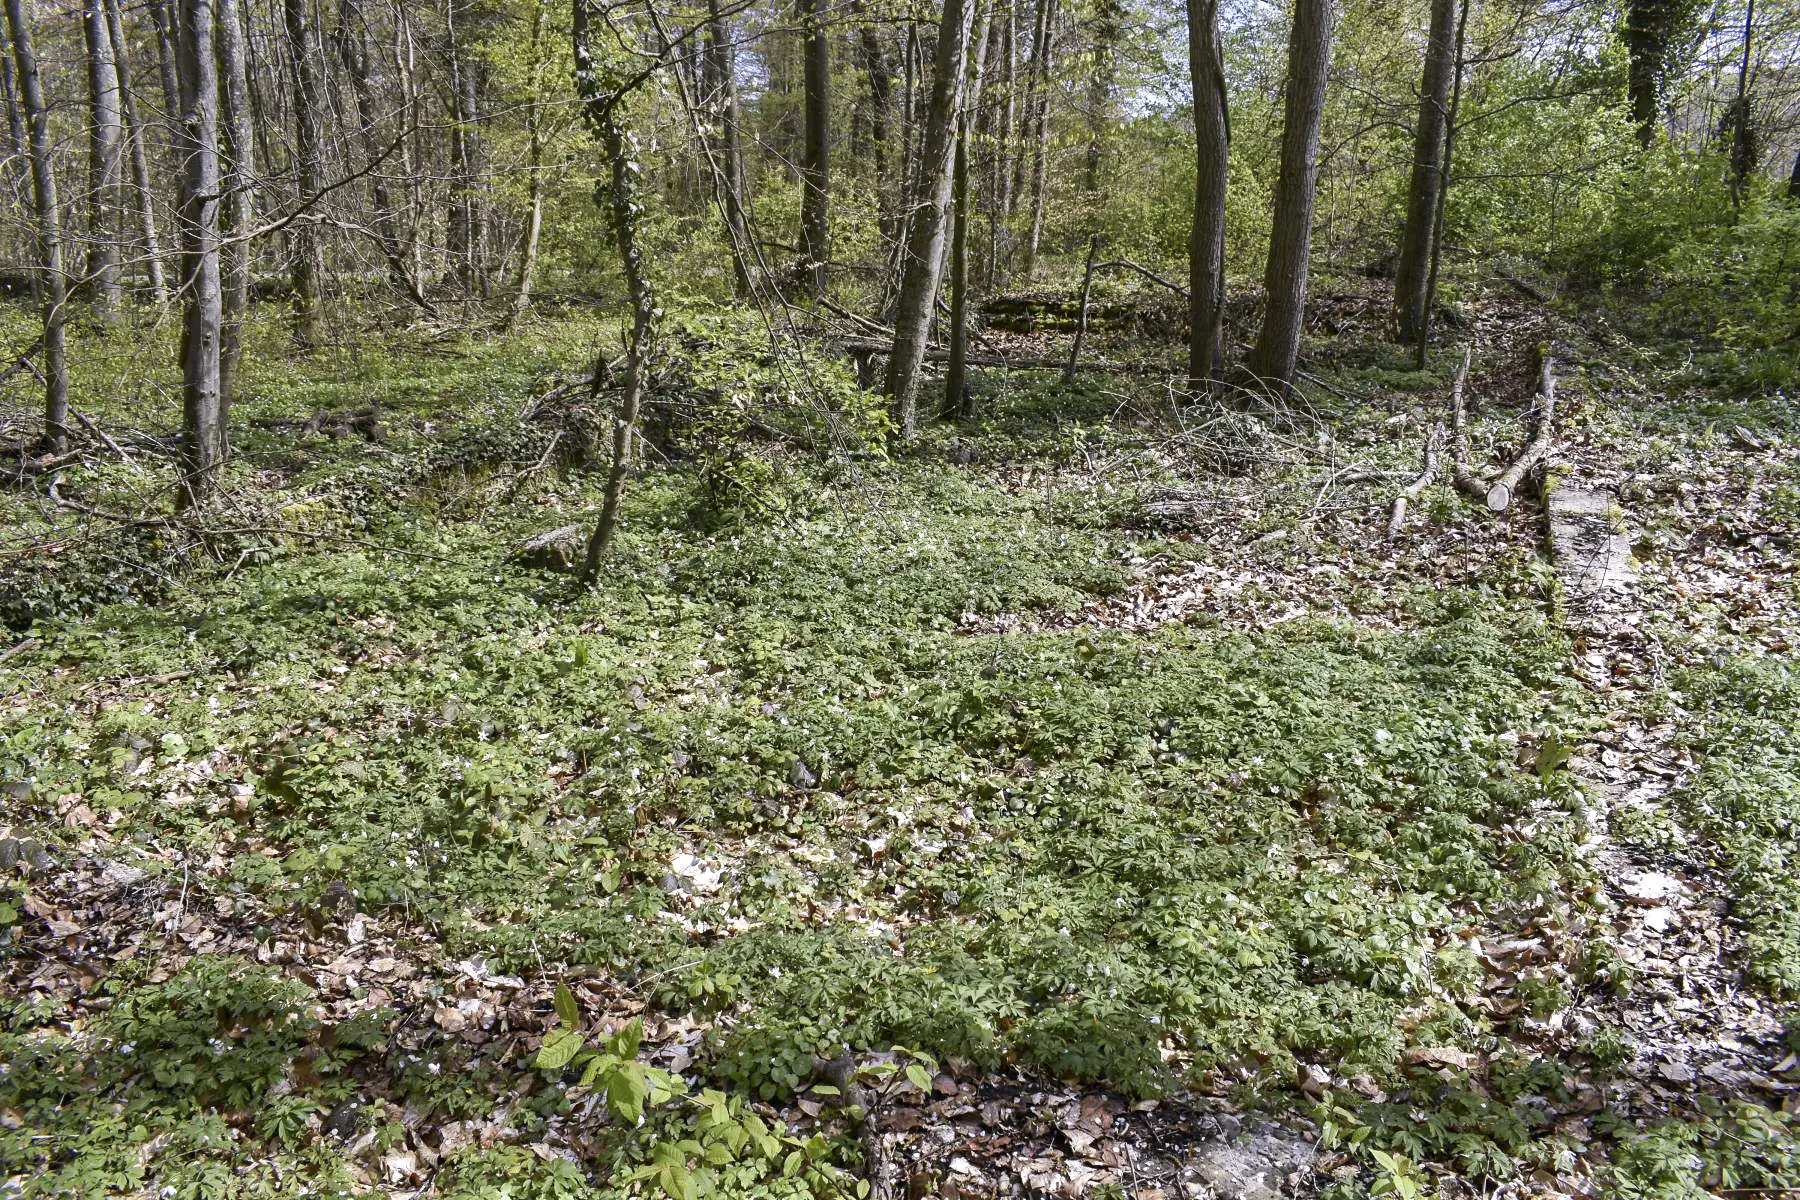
<box><xmin>1021</xmin><ymin>0</ymin><xmax>1055</xmax><ymax>277</ymax></box>
<box><xmin>510</xmin><ymin>0</ymin><xmax>550</xmax><ymax>319</ymax></box>
<box><xmin>284</xmin><ymin>0</ymin><xmax>326</xmax><ymax>347</ymax></box>
<box><xmin>704</xmin><ymin>0</ymin><xmax>753</xmax><ymax>295</ymax></box>
<box><xmin>574</xmin><ymin>0</ymin><xmax>656</xmax><ymax>577</ymax></box>
<box><xmin>148</xmin><ymin>0</ymin><xmax>182</xmax><ymax>129</ymax></box>
<box><xmin>103</xmin><ymin>0</ymin><xmax>169</xmax><ymax>302</ymax></box>
<box><xmin>1392</xmin><ymin>0</ymin><xmax>1455</xmax><ymax>343</ymax></box>
<box><xmin>218</xmin><ymin>0</ymin><xmax>253</xmax><ymax>411</ymax></box>
<box><xmin>854</xmin><ymin>1</ymin><xmax>892</xmax><ymax>196</ymax></box>
<box><xmin>336</xmin><ymin>0</ymin><xmax>428</xmax><ymax>306</ymax></box>
<box><xmin>5</xmin><ymin>0</ymin><xmax>66</xmax><ymax>451</ymax></box>
<box><xmin>0</xmin><ymin>48</ymin><xmax>29</xmax><ymax>255</ymax></box>
<box><xmin>1414</xmin><ymin>0</ymin><xmax>1468</xmax><ymax>368</ymax></box>
<box><xmin>985</xmin><ymin>0</ymin><xmax>1014</xmax><ymax>285</ymax></box>
<box><xmin>1185</xmin><ymin>0</ymin><xmax>1228</xmax><ymax>389</ymax></box>
<box><xmin>799</xmin><ymin>0</ymin><xmax>831</xmax><ymax>296</ymax></box>
<box><xmin>1247</xmin><ymin>0</ymin><xmax>1334</xmax><ymax>391</ymax></box>
<box><xmin>84</xmin><ymin>3</ymin><xmax>125</xmax><ymax>321</ymax></box>
<box><xmin>174</xmin><ymin>0</ymin><xmax>224</xmax><ymax>508</ymax></box>
<box><xmin>447</xmin><ymin>1</ymin><xmax>487</xmax><ymax>295</ymax></box>
<box><xmin>1726</xmin><ymin>0</ymin><xmax>1755</xmax><ymax>209</ymax></box>
<box><xmin>885</xmin><ymin>0</ymin><xmax>974</xmax><ymax>434</ymax></box>
<box><xmin>945</xmin><ymin>0</ymin><xmax>990</xmax><ymax>419</ymax></box>
<box><xmin>1788</xmin><ymin>147</ymin><xmax>1799</xmax><ymax>201</ymax></box>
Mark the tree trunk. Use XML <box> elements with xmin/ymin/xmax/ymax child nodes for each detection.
<box><xmin>84</xmin><ymin>3</ymin><xmax>124</xmax><ymax>321</ymax></box>
<box><xmin>799</xmin><ymin>0</ymin><xmax>831</xmax><ymax>296</ymax></box>
<box><xmin>1788</xmin><ymin>147</ymin><xmax>1799</xmax><ymax>201</ymax></box>
<box><xmin>1392</xmin><ymin>0</ymin><xmax>1455</xmax><ymax>344</ymax></box>
<box><xmin>1623</xmin><ymin>0</ymin><xmax>1696</xmax><ymax>148</ymax></box>
<box><xmin>447</xmin><ymin>1</ymin><xmax>487</xmax><ymax>295</ymax></box>
<box><xmin>103</xmin><ymin>0</ymin><xmax>169</xmax><ymax>302</ymax></box>
<box><xmin>510</xmin><ymin>0</ymin><xmax>550</xmax><ymax>319</ymax></box>
<box><xmin>337</xmin><ymin>0</ymin><xmax>428</xmax><ymax>307</ymax></box>
<box><xmin>985</xmin><ymin>0</ymin><xmax>1014</xmax><ymax>285</ymax></box>
<box><xmin>5</xmin><ymin>0</ymin><xmax>68</xmax><ymax>450</ymax></box>
<box><xmin>148</xmin><ymin>0</ymin><xmax>182</xmax><ymax>131</ymax></box>
<box><xmin>854</xmin><ymin>2</ymin><xmax>892</xmax><ymax>195</ymax></box>
<box><xmin>218</xmin><ymin>0</ymin><xmax>253</xmax><ymax>411</ymax></box>
<box><xmin>1726</xmin><ymin>0</ymin><xmax>1755</xmax><ymax>209</ymax></box>
<box><xmin>1020</xmin><ymin>0</ymin><xmax>1055</xmax><ymax>277</ymax></box>
<box><xmin>574</xmin><ymin>0</ymin><xmax>656</xmax><ymax>577</ymax></box>
<box><xmin>284</xmin><ymin>0</ymin><xmax>326</xmax><ymax>348</ymax></box>
<box><xmin>884</xmin><ymin>0</ymin><xmax>975</xmax><ymax>434</ymax></box>
<box><xmin>1185</xmin><ymin>0</ymin><xmax>1228</xmax><ymax>389</ymax></box>
<box><xmin>704</xmin><ymin>0</ymin><xmax>753</xmax><ymax>295</ymax></box>
<box><xmin>945</xmin><ymin>0</ymin><xmax>991</xmax><ymax>419</ymax></box>
<box><xmin>1413</xmin><ymin>0</ymin><xmax>1468</xmax><ymax>368</ymax></box>
<box><xmin>1247</xmin><ymin>0</ymin><xmax>1333</xmax><ymax>391</ymax></box>
<box><xmin>1082</xmin><ymin>0</ymin><xmax>1120</xmax><ymax>194</ymax></box>
<box><xmin>174</xmin><ymin>0</ymin><xmax>224</xmax><ymax>508</ymax></box>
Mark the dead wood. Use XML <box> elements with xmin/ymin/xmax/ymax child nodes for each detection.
<box><xmin>1486</xmin><ymin>352</ymin><xmax>1557</xmax><ymax>512</ymax></box>
<box><xmin>1388</xmin><ymin>421</ymin><xmax>1444</xmax><ymax>540</ymax></box>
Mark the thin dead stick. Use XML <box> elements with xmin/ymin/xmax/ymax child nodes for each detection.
<box><xmin>1388</xmin><ymin>422</ymin><xmax>1444</xmax><ymax>539</ymax></box>
<box><xmin>71</xmin><ymin>410</ymin><xmax>134</xmax><ymax>463</ymax></box>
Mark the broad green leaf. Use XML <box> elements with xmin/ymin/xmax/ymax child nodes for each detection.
<box><xmin>535</xmin><ymin>1026</ymin><xmax>585</xmax><ymax>1071</ymax></box>
<box><xmin>554</xmin><ymin>983</ymin><xmax>581</xmax><ymax>1029</ymax></box>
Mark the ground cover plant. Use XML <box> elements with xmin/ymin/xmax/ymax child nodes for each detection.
<box><xmin>2</xmin><ymin>0</ymin><xmax>1800</xmax><ymax>1189</ymax></box>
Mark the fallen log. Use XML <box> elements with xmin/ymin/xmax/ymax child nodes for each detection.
<box><xmin>839</xmin><ymin>339</ymin><xmax>1160</xmax><ymax>375</ymax></box>
<box><xmin>1445</xmin><ymin>347</ymin><xmax>1497</xmax><ymax>507</ymax></box>
<box><xmin>1387</xmin><ymin>421</ymin><xmax>1444</xmax><ymax>540</ymax></box>
<box><xmin>1485</xmin><ymin>352</ymin><xmax>1557</xmax><ymax>512</ymax></box>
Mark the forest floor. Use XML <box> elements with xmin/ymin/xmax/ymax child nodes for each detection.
<box><xmin>1</xmin><ymin>278</ymin><xmax>1797</xmax><ymax>1200</ymax></box>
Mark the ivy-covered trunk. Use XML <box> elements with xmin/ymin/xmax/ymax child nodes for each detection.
<box><xmin>575</xmin><ymin>0</ymin><xmax>657</xmax><ymax>578</ymax></box>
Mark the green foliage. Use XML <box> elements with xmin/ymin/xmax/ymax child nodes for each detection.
<box><xmin>1669</xmin><ymin>655</ymin><xmax>1800</xmax><ymax>995</ymax></box>
<box><xmin>96</xmin><ymin>956</ymin><xmax>316</xmax><ymax>1109</ymax></box>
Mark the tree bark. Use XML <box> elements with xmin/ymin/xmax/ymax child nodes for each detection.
<box><xmin>284</xmin><ymin>0</ymin><xmax>326</xmax><ymax>348</ymax></box>
<box><xmin>218</xmin><ymin>0</ymin><xmax>253</xmax><ymax>410</ymax></box>
<box><xmin>799</xmin><ymin>0</ymin><xmax>831</xmax><ymax>296</ymax></box>
<box><xmin>4</xmin><ymin>0</ymin><xmax>68</xmax><ymax>452</ymax></box>
<box><xmin>103</xmin><ymin>0</ymin><xmax>169</xmax><ymax>302</ymax></box>
<box><xmin>1726</xmin><ymin>0</ymin><xmax>1754</xmax><ymax>208</ymax></box>
<box><xmin>336</xmin><ymin>0</ymin><xmax>428</xmax><ymax>307</ymax></box>
<box><xmin>511</xmin><ymin>0</ymin><xmax>550</xmax><ymax>319</ymax></box>
<box><xmin>1392</xmin><ymin>0</ymin><xmax>1455</xmax><ymax>344</ymax></box>
<box><xmin>1247</xmin><ymin>0</ymin><xmax>1333</xmax><ymax>392</ymax></box>
<box><xmin>148</xmin><ymin>0</ymin><xmax>183</xmax><ymax>132</ymax></box>
<box><xmin>1020</xmin><ymin>0</ymin><xmax>1055</xmax><ymax>278</ymax></box>
<box><xmin>83</xmin><ymin>2</ymin><xmax>125</xmax><ymax>321</ymax></box>
<box><xmin>945</xmin><ymin>0</ymin><xmax>991</xmax><ymax>419</ymax></box>
<box><xmin>1622</xmin><ymin>0</ymin><xmax>1701</xmax><ymax>148</ymax></box>
<box><xmin>701</xmin><ymin>0</ymin><xmax>753</xmax><ymax>295</ymax></box>
<box><xmin>447</xmin><ymin>1</ymin><xmax>487</xmax><ymax>294</ymax></box>
<box><xmin>885</xmin><ymin>0</ymin><xmax>975</xmax><ymax>434</ymax></box>
<box><xmin>574</xmin><ymin>0</ymin><xmax>656</xmax><ymax>577</ymax></box>
<box><xmin>174</xmin><ymin>0</ymin><xmax>224</xmax><ymax>508</ymax></box>
<box><xmin>1185</xmin><ymin>0</ymin><xmax>1228</xmax><ymax>390</ymax></box>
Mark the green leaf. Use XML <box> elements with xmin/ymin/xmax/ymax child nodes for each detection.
<box><xmin>660</xmin><ymin>1163</ymin><xmax>696</xmax><ymax>1200</ymax></box>
<box><xmin>783</xmin><ymin>1150</ymin><xmax>805</xmax><ymax>1178</ymax></box>
<box><xmin>612</xmin><ymin>1016</ymin><xmax>643</xmax><ymax>1059</ymax></box>
<box><xmin>904</xmin><ymin>1063</ymin><xmax>933</xmax><ymax>1093</ymax></box>
<box><xmin>535</xmin><ymin>1026</ymin><xmax>585</xmax><ymax>1071</ymax></box>
<box><xmin>554</xmin><ymin>983</ymin><xmax>581</xmax><ymax>1029</ymax></box>
<box><xmin>607</xmin><ymin>1061</ymin><xmax>650</xmax><ymax>1125</ymax></box>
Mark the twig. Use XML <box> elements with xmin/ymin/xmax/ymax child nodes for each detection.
<box><xmin>1387</xmin><ymin>422</ymin><xmax>1444</xmax><ymax>539</ymax></box>
<box><xmin>71</xmin><ymin>410</ymin><xmax>134</xmax><ymax>464</ymax></box>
